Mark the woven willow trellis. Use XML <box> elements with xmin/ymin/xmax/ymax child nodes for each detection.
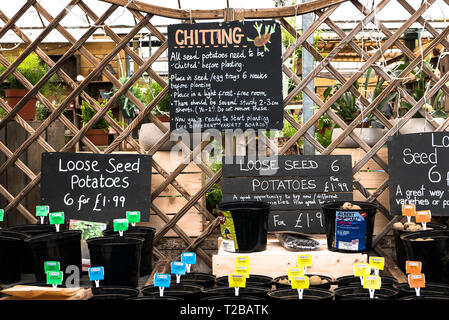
<box><xmin>1</xmin><ymin>0</ymin><xmax>449</xmax><ymax>271</ymax></box>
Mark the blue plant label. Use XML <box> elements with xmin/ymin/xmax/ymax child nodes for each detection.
<box><xmin>181</xmin><ymin>252</ymin><xmax>196</xmax><ymax>265</ymax></box>
<box><xmin>335</xmin><ymin>211</ymin><xmax>366</xmax><ymax>251</ymax></box>
<box><xmin>171</xmin><ymin>261</ymin><xmax>187</xmax><ymax>275</ymax></box>
<box><xmin>154</xmin><ymin>274</ymin><xmax>171</xmax><ymax>288</ymax></box>
<box><xmin>88</xmin><ymin>267</ymin><xmax>105</xmax><ymax>281</ymax></box>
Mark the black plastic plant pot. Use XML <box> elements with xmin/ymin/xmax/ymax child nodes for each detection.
<box><xmin>202</xmin><ymin>286</ymin><xmax>270</xmax><ymax>298</ymax></box>
<box><xmin>216</xmin><ymin>274</ymin><xmax>273</xmax><ymax>288</ymax></box>
<box><xmin>273</xmin><ymin>274</ymin><xmax>332</xmax><ymax>290</ymax></box>
<box><xmin>217</xmin><ymin>201</ymin><xmax>271</xmax><ymax>253</ymax></box>
<box><xmin>320</xmin><ymin>201</ymin><xmax>377</xmax><ymax>253</ymax></box>
<box><xmin>336</xmin><ymin>275</ymin><xmax>398</xmax><ymax>288</ymax></box>
<box><xmin>394</xmin><ymin>222</ymin><xmax>447</xmax><ymax>273</ymax></box>
<box><xmin>91</xmin><ymin>286</ymin><xmax>139</xmax><ymax>298</ymax></box>
<box><xmin>141</xmin><ymin>283</ymin><xmax>203</xmax><ymax>300</ymax></box>
<box><xmin>5</xmin><ymin>224</ymin><xmax>56</xmax><ymax>274</ymax></box>
<box><xmin>89</xmin><ymin>294</ymin><xmax>130</xmax><ymax>300</ymax></box>
<box><xmin>393</xmin><ymin>282</ymin><xmax>449</xmax><ymax>298</ymax></box>
<box><xmin>0</xmin><ymin>234</ymin><xmax>26</xmax><ymax>284</ymax></box>
<box><xmin>102</xmin><ymin>226</ymin><xmax>155</xmax><ymax>276</ymax></box>
<box><xmin>267</xmin><ymin>288</ymin><xmax>334</xmax><ymax>301</ymax></box>
<box><xmin>170</xmin><ymin>272</ymin><xmax>216</xmax><ymax>288</ymax></box>
<box><xmin>333</xmin><ymin>286</ymin><xmax>398</xmax><ymax>300</ymax></box>
<box><xmin>26</xmin><ymin>230</ymin><xmax>82</xmax><ymax>283</ymax></box>
<box><xmin>399</xmin><ymin>295</ymin><xmax>449</xmax><ymax>300</ymax></box>
<box><xmin>87</xmin><ymin>236</ymin><xmax>143</xmax><ymax>287</ymax></box>
<box><xmin>201</xmin><ymin>295</ymin><xmax>266</xmax><ymax>301</ymax></box>
<box><xmin>401</xmin><ymin>230</ymin><xmax>449</xmax><ymax>284</ymax></box>
<box><xmin>128</xmin><ymin>296</ymin><xmax>184</xmax><ymax>301</ymax></box>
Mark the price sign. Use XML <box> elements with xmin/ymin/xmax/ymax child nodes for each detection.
<box><xmin>88</xmin><ymin>267</ymin><xmax>105</xmax><ymax>281</ymax></box>
<box><xmin>369</xmin><ymin>257</ymin><xmax>385</xmax><ymax>271</ymax></box>
<box><xmin>181</xmin><ymin>252</ymin><xmax>197</xmax><ymax>265</ymax></box>
<box><xmin>415</xmin><ymin>210</ymin><xmax>431</xmax><ymax>223</ymax></box>
<box><xmin>46</xmin><ymin>271</ymin><xmax>63</xmax><ymax>286</ymax></box>
<box><xmin>288</xmin><ymin>267</ymin><xmax>304</xmax><ymax>280</ymax></box>
<box><xmin>408</xmin><ymin>273</ymin><xmax>426</xmax><ymax>288</ymax></box>
<box><xmin>44</xmin><ymin>261</ymin><xmax>60</xmax><ymax>273</ymax></box>
<box><xmin>363</xmin><ymin>275</ymin><xmax>381</xmax><ymax>290</ymax></box>
<box><xmin>234</xmin><ymin>265</ymin><xmax>250</xmax><ymax>278</ymax></box>
<box><xmin>291</xmin><ymin>276</ymin><xmax>309</xmax><ymax>289</ymax></box>
<box><xmin>126</xmin><ymin>211</ymin><xmax>141</xmax><ymax>224</ymax></box>
<box><xmin>402</xmin><ymin>204</ymin><xmax>416</xmax><ymax>217</ymax></box>
<box><xmin>297</xmin><ymin>254</ymin><xmax>312</xmax><ymax>268</ymax></box>
<box><xmin>171</xmin><ymin>261</ymin><xmax>187</xmax><ymax>275</ymax></box>
<box><xmin>113</xmin><ymin>219</ymin><xmax>129</xmax><ymax>232</ymax></box>
<box><xmin>0</xmin><ymin>209</ymin><xmax>3</xmax><ymax>222</ymax></box>
<box><xmin>353</xmin><ymin>263</ymin><xmax>370</xmax><ymax>277</ymax></box>
<box><xmin>36</xmin><ymin>205</ymin><xmax>50</xmax><ymax>217</ymax></box>
<box><xmin>49</xmin><ymin>212</ymin><xmax>64</xmax><ymax>225</ymax></box>
<box><xmin>406</xmin><ymin>261</ymin><xmax>422</xmax><ymax>274</ymax></box>
<box><xmin>154</xmin><ymin>274</ymin><xmax>171</xmax><ymax>288</ymax></box>
<box><xmin>228</xmin><ymin>274</ymin><xmax>246</xmax><ymax>288</ymax></box>
<box><xmin>235</xmin><ymin>256</ymin><xmax>250</xmax><ymax>267</ymax></box>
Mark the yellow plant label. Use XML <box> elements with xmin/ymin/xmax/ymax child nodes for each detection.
<box><xmin>369</xmin><ymin>257</ymin><xmax>385</xmax><ymax>270</ymax></box>
<box><xmin>228</xmin><ymin>274</ymin><xmax>246</xmax><ymax>288</ymax></box>
<box><xmin>402</xmin><ymin>204</ymin><xmax>416</xmax><ymax>217</ymax></box>
<box><xmin>288</xmin><ymin>267</ymin><xmax>304</xmax><ymax>280</ymax></box>
<box><xmin>353</xmin><ymin>263</ymin><xmax>370</xmax><ymax>277</ymax></box>
<box><xmin>235</xmin><ymin>256</ymin><xmax>250</xmax><ymax>267</ymax></box>
<box><xmin>363</xmin><ymin>275</ymin><xmax>381</xmax><ymax>290</ymax></box>
<box><xmin>234</xmin><ymin>265</ymin><xmax>250</xmax><ymax>278</ymax></box>
<box><xmin>291</xmin><ymin>276</ymin><xmax>309</xmax><ymax>289</ymax></box>
<box><xmin>297</xmin><ymin>254</ymin><xmax>312</xmax><ymax>267</ymax></box>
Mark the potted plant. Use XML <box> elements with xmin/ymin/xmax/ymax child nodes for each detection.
<box><xmin>79</xmin><ymin>99</ymin><xmax>115</xmax><ymax>146</ymax></box>
<box><xmin>0</xmin><ymin>52</ymin><xmax>54</xmax><ymax>121</ymax></box>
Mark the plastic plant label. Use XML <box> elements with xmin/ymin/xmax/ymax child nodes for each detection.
<box><xmin>415</xmin><ymin>210</ymin><xmax>431</xmax><ymax>223</ymax></box>
<box><xmin>46</xmin><ymin>271</ymin><xmax>63</xmax><ymax>285</ymax></box>
<box><xmin>297</xmin><ymin>254</ymin><xmax>312</xmax><ymax>267</ymax></box>
<box><xmin>44</xmin><ymin>261</ymin><xmax>60</xmax><ymax>273</ymax></box>
<box><xmin>234</xmin><ymin>265</ymin><xmax>250</xmax><ymax>278</ymax></box>
<box><xmin>0</xmin><ymin>209</ymin><xmax>3</xmax><ymax>222</ymax></box>
<box><xmin>402</xmin><ymin>204</ymin><xmax>416</xmax><ymax>216</ymax></box>
<box><xmin>36</xmin><ymin>206</ymin><xmax>50</xmax><ymax>217</ymax></box>
<box><xmin>235</xmin><ymin>256</ymin><xmax>250</xmax><ymax>267</ymax></box>
<box><xmin>408</xmin><ymin>273</ymin><xmax>426</xmax><ymax>288</ymax></box>
<box><xmin>228</xmin><ymin>274</ymin><xmax>246</xmax><ymax>288</ymax></box>
<box><xmin>154</xmin><ymin>274</ymin><xmax>171</xmax><ymax>288</ymax></box>
<box><xmin>88</xmin><ymin>267</ymin><xmax>105</xmax><ymax>281</ymax></box>
<box><xmin>291</xmin><ymin>276</ymin><xmax>309</xmax><ymax>290</ymax></box>
<box><xmin>363</xmin><ymin>275</ymin><xmax>381</xmax><ymax>290</ymax></box>
<box><xmin>369</xmin><ymin>257</ymin><xmax>385</xmax><ymax>271</ymax></box>
<box><xmin>171</xmin><ymin>261</ymin><xmax>186</xmax><ymax>275</ymax></box>
<box><xmin>288</xmin><ymin>267</ymin><xmax>304</xmax><ymax>280</ymax></box>
<box><xmin>126</xmin><ymin>211</ymin><xmax>141</xmax><ymax>224</ymax></box>
<box><xmin>113</xmin><ymin>219</ymin><xmax>129</xmax><ymax>232</ymax></box>
<box><xmin>181</xmin><ymin>252</ymin><xmax>197</xmax><ymax>265</ymax></box>
<box><xmin>406</xmin><ymin>261</ymin><xmax>422</xmax><ymax>274</ymax></box>
<box><xmin>353</xmin><ymin>263</ymin><xmax>370</xmax><ymax>277</ymax></box>
<box><xmin>49</xmin><ymin>212</ymin><xmax>64</xmax><ymax>225</ymax></box>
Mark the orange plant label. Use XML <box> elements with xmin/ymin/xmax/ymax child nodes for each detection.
<box><xmin>408</xmin><ymin>273</ymin><xmax>426</xmax><ymax>288</ymax></box>
<box><xmin>402</xmin><ymin>204</ymin><xmax>416</xmax><ymax>217</ymax></box>
<box><xmin>415</xmin><ymin>210</ymin><xmax>431</xmax><ymax>223</ymax></box>
<box><xmin>405</xmin><ymin>261</ymin><xmax>422</xmax><ymax>274</ymax></box>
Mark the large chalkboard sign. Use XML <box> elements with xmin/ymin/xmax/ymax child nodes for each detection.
<box><xmin>168</xmin><ymin>20</ymin><xmax>283</xmax><ymax>132</ymax></box>
<box><xmin>41</xmin><ymin>152</ymin><xmax>152</xmax><ymax>223</ymax></box>
<box><xmin>388</xmin><ymin>132</ymin><xmax>449</xmax><ymax>215</ymax></box>
<box><xmin>222</xmin><ymin>155</ymin><xmax>353</xmax><ymax>233</ymax></box>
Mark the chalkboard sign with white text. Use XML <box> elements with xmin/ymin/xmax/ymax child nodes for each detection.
<box><xmin>168</xmin><ymin>20</ymin><xmax>283</xmax><ymax>132</ymax></box>
<box><xmin>388</xmin><ymin>132</ymin><xmax>449</xmax><ymax>215</ymax></box>
<box><xmin>222</xmin><ymin>155</ymin><xmax>353</xmax><ymax>233</ymax></box>
<box><xmin>41</xmin><ymin>152</ymin><xmax>152</xmax><ymax>223</ymax></box>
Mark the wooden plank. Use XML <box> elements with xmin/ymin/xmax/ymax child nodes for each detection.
<box><xmin>356</xmin><ymin>171</ymin><xmax>388</xmax><ymax>189</ymax></box>
<box><xmin>152</xmin><ymin>173</ymin><xmax>202</xmax><ymax>196</ymax></box>
<box><xmin>331</xmin><ymin>148</ymin><xmax>389</xmax><ymax>171</ymax></box>
<box><xmin>152</xmin><ymin>151</ymin><xmax>200</xmax><ymax>173</ymax></box>
<box><xmin>139</xmin><ymin>212</ymin><xmax>203</xmax><ymax>237</ymax></box>
<box><xmin>25</xmin><ymin>121</ymin><xmax>45</xmax><ymax>212</ymax></box>
<box><xmin>212</xmin><ymin>236</ymin><xmax>367</xmax><ymax>279</ymax></box>
<box><xmin>0</xmin><ymin>124</ymin><xmax>6</xmax><ymax>210</ymax></box>
<box><xmin>152</xmin><ymin>196</ymin><xmax>200</xmax><ymax>214</ymax></box>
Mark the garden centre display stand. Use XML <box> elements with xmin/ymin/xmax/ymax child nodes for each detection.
<box><xmin>212</xmin><ymin>235</ymin><xmax>367</xmax><ymax>280</ymax></box>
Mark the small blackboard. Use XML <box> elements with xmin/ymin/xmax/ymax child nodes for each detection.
<box><xmin>222</xmin><ymin>155</ymin><xmax>353</xmax><ymax>233</ymax></box>
<box><xmin>41</xmin><ymin>152</ymin><xmax>152</xmax><ymax>223</ymax></box>
<box><xmin>168</xmin><ymin>20</ymin><xmax>283</xmax><ymax>132</ymax></box>
<box><xmin>388</xmin><ymin>132</ymin><xmax>449</xmax><ymax>215</ymax></box>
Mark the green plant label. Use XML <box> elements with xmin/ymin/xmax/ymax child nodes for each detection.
<box><xmin>126</xmin><ymin>211</ymin><xmax>141</xmax><ymax>224</ymax></box>
<box><xmin>44</xmin><ymin>261</ymin><xmax>60</xmax><ymax>273</ymax></box>
<box><xmin>46</xmin><ymin>271</ymin><xmax>63</xmax><ymax>285</ymax></box>
<box><xmin>113</xmin><ymin>218</ymin><xmax>129</xmax><ymax>232</ymax></box>
<box><xmin>49</xmin><ymin>212</ymin><xmax>65</xmax><ymax>225</ymax></box>
<box><xmin>36</xmin><ymin>205</ymin><xmax>50</xmax><ymax>217</ymax></box>
<box><xmin>0</xmin><ymin>209</ymin><xmax>3</xmax><ymax>222</ymax></box>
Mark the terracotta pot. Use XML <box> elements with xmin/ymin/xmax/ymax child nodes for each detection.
<box><xmin>157</xmin><ymin>115</ymin><xmax>170</xmax><ymax>123</ymax></box>
<box><xmin>4</xmin><ymin>88</ymin><xmax>37</xmax><ymax>121</ymax></box>
<box><xmin>86</xmin><ymin>128</ymin><xmax>109</xmax><ymax>146</ymax></box>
